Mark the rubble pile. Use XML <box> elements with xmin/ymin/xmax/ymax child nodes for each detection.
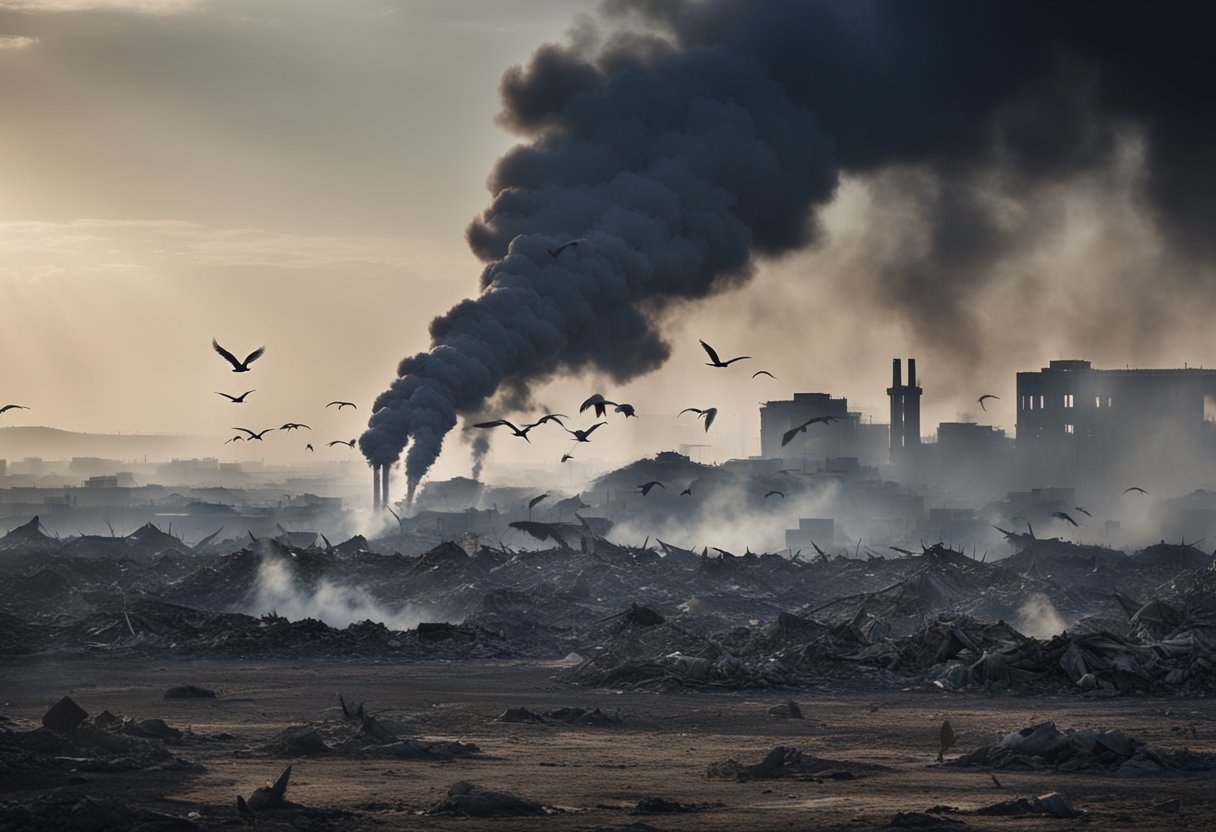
<box><xmin>1</xmin><ymin>520</ymin><xmax>1216</xmax><ymax>697</ymax></box>
<box><xmin>0</xmin><ymin>697</ymin><xmax>200</xmax><ymax>792</ymax></box>
<box><xmin>706</xmin><ymin>746</ymin><xmax>881</xmax><ymax>781</ymax></box>
<box><xmin>950</xmin><ymin>722</ymin><xmax>1216</xmax><ymax>776</ymax></box>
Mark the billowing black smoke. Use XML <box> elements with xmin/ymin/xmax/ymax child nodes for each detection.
<box><xmin>363</xmin><ymin>0</ymin><xmax>1216</xmax><ymax>493</ymax></box>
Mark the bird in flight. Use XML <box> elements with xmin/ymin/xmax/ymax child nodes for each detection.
<box><xmin>638</xmin><ymin>481</ymin><xmax>665</xmax><ymax>496</ymax></box>
<box><xmin>1074</xmin><ymin>506</ymin><xmax>1093</xmax><ymax>517</ymax></box>
<box><xmin>614</xmin><ymin>403</ymin><xmax>637</xmax><ymax>418</ymax></box>
<box><xmin>680</xmin><ymin>406</ymin><xmax>718</xmax><ymax>432</ymax></box>
<box><xmin>279</xmin><ymin>423</ymin><xmax>311</xmax><ymax>431</ymax></box>
<box><xmin>680</xmin><ymin>484</ymin><xmax>693</xmax><ymax>496</ymax></box>
<box><xmin>700</xmin><ymin>340</ymin><xmax>750</xmax><ymax>368</ymax></box>
<box><xmin>305</xmin><ymin>444</ymin><xmax>315</xmax><ymax>452</ymax></box>
<box><xmin>528</xmin><ymin>494</ymin><xmax>549</xmax><ymax>510</ymax></box>
<box><xmin>328</xmin><ymin>439</ymin><xmax>356</xmax><ymax>448</ymax></box>
<box><xmin>212</xmin><ymin>339</ymin><xmax>264</xmax><ymax>373</ymax></box>
<box><xmin>232</xmin><ymin>427</ymin><xmax>274</xmax><ymax>441</ymax></box>
<box><xmin>547</xmin><ymin>238</ymin><xmax>588</xmax><ymax>258</ymax></box>
<box><xmin>560</xmin><ymin>453</ymin><xmax>574</xmax><ymax>463</ymax></box>
<box><xmin>528</xmin><ymin>413</ymin><xmax>568</xmax><ymax>429</ymax></box>
<box><xmin>765</xmin><ymin>490</ymin><xmax>785</xmax><ymax>499</ymax></box>
<box><xmin>473</xmin><ymin>419</ymin><xmax>534</xmax><ymax>442</ymax></box>
<box><xmin>216</xmin><ymin>390</ymin><xmax>255</xmax><ymax>403</ymax></box>
<box><xmin>224</xmin><ymin>436</ymin><xmax>244</xmax><ymax>444</ymax></box>
<box><xmin>1123</xmin><ymin>486</ymin><xmax>1148</xmax><ymax>495</ymax></box>
<box><xmin>566</xmin><ymin>422</ymin><xmax>606</xmax><ymax>443</ymax></box>
<box><xmin>327</xmin><ymin>401</ymin><xmax>357</xmax><ymax>410</ymax></box>
<box><xmin>579</xmin><ymin>394</ymin><xmax>617</xmax><ymax>418</ymax></box>
<box><xmin>752</xmin><ymin>370</ymin><xmax>777</xmax><ymax>379</ymax></box>
<box><xmin>0</xmin><ymin>404</ymin><xmax>29</xmax><ymax>415</ymax></box>
<box><xmin>978</xmin><ymin>394</ymin><xmax>1000</xmax><ymax>411</ymax></box>
<box><xmin>781</xmin><ymin>415</ymin><xmax>837</xmax><ymax>447</ymax></box>
<box><xmin>1051</xmin><ymin>511</ymin><xmax>1079</xmax><ymax>527</ymax></box>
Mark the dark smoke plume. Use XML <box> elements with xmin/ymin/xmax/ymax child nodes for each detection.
<box><xmin>363</xmin><ymin>0</ymin><xmax>1216</xmax><ymax>492</ymax></box>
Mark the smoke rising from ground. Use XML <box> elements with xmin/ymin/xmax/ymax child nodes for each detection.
<box><xmin>1017</xmin><ymin>592</ymin><xmax>1068</xmax><ymax>640</ymax></box>
<box><xmin>363</xmin><ymin>0</ymin><xmax>1216</xmax><ymax>489</ymax></box>
<box><xmin>251</xmin><ymin>554</ymin><xmax>445</xmax><ymax>631</ymax></box>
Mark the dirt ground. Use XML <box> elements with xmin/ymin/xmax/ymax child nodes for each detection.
<box><xmin>2</xmin><ymin>657</ymin><xmax>1215</xmax><ymax>830</ymax></box>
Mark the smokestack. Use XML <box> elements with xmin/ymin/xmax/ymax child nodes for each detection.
<box><xmin>372</xmin><ymin>464</ymin><xmax>381</xmax><ymax>511</ymax></box>
<box><xmin>906</xmin><ymin>357</ymin><xmax>922</xmax><ymax>449</ymax></box>
<box><xmin>381</xmin><ymin>464</ymin><xmax>390</xmax><ymax>510</ymax></box>
<box><xmin>892</xmin><ymin>358</ymin><xmax>902</xmax><ymax>388</ymax></box>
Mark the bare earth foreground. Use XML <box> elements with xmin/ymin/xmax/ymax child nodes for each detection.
<box><xmin>3</xmin><ymin>657</ymin><xmax>1215</xmax><ymax>830</ymax></box>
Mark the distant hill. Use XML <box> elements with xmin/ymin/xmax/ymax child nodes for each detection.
<box><xmin>0</xmin><ymin>426</ymin><xmax>208</xmax><ymax>461</ymax></box>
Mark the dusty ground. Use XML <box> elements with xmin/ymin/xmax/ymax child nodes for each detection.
<box><xmin>2</xmin><ymin>657</ymin><xmax>1215</xmax><ymax>830</ymax></box>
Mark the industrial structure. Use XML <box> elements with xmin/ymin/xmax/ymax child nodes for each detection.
<box><xmin>886</xmin><ymin>358</ymin><xmax>922</xmax><ymax>462</ymax></box>
<box><xmin>1016</xmin><ymin>359</ymin><xmax>1216</xmax><ymax>487</ymax></box>
<box><xmin>759</xmin><ymin>393</ymin><xmax>886</xmax><ymax>466</ymax></box>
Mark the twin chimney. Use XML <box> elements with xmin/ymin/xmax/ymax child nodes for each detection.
<box><xmin>371</xmin><ymin>464</ymin><xmax>390</xmax><ymax>510</ymax></box>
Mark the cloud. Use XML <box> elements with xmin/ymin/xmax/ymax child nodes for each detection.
<box><xmin>0</xmin><ymin>0</ymin><xmax>196</xmax><ymax>12</ymax></box>
<box><xmin>0</xmin><ymin>218</ymin><xmax>461</xmax><ymax>275</ymax></box>
<box><xmin>0</xmin><ymin>34</ymin><xmax>38</xmax><ymax>48</ymax></box>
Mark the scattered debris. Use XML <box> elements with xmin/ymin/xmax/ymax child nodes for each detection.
<box><xmin>707</xmin><ymin>746</ymin><xmax>879</xmax><ymax>782</ymax></box>
<box><xmin>427</xmin><ymin>781</ymin><xmax>546</xmax><ymax>817</ymax></box>
<box><xmin>951</xmin><ymin>722</ymin><xmax>1216</xmax><ymax>775</ymax></box>
<box><xmin>163</xmin><ymin>685</ymin><xmax>215</xmax><ymax>700</ymax></box>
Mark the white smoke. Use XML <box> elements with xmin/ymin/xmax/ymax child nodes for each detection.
<box><xmin>251</xmin><ymin>555</ymin><xmax>447</xmax><ymax>631</ymax></box>
<box><xmin>1016</xmin><ymin>592</ymin><xmax>1067</xmax><ymax>639</ymax></box>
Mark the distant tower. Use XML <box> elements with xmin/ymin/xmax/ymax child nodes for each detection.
<box><xmin>887</xmin><ymin>358</ymin><xmax>923</xmax><ymax>461</ymax></box>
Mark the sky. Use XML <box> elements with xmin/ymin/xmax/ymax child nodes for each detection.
<box><xmin>1</xmin><ymin>0</ymin><xmax>1213</xmax><ymax>481</ymax></box>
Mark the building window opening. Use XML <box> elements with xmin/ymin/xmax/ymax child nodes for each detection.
<box><xmin>1095</xmin><ymin>396</ymin><xmax>1102</xmax><ymax>408</ymax></box>
<box><xmin>1065</xmin><ymin>424</ymin><xmax>1075</xmax><ymax>434</ymax></box>
<box><xmin>1039</xmin><ymin>394</ymin><xmax>1045</xmax><ymax>409</ymax></box>
<box><xmin>1029</xmin><ymin>397</ymin><xmax>1035</xmax><ymax>411</ymax></box>
<box><xmin>1064</xmin><ymin>394</ymin><xmax>1074</xmax><ymax>408</ymax></box>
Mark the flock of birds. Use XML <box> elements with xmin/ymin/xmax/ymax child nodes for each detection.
<box><xmin>211</xmin><ymin>339</ymin><xmax>360</xmax><ymax>453</ymax></box>
<box><xmin>474</xmin><ymin>339</ymin><xmax>797</xmax><ymax>499</ymax></box>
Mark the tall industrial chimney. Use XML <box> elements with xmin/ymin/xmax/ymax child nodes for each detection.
<box><xmin>381</xmin><ymin>464</ymin><xmax>390</xmax><ymax>510</ymax></box>
<box><xmin>372</xmin><ymin>464</ymin><xmax>381</xmax><ymax>511</ymax></box>
<box><xmin>887</xmin><ymin>359</ymin><xmax>904</xmax><ymax>457</ymax></box>
<box><xmin>906</xmin><ymin>358</ymin><xmax>922</xmax><ymax>449</ymax></box>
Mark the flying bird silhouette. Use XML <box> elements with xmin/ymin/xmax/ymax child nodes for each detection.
<box><xmin>579</xmin><ymin>394</ymin><xmax>617</xmax><ymax>418</ymax></box>
<box><xmin>679</xmin><ymin>406</ymin><xmax>718</xmax><ymax>432</ymax></box>
<box><xmin>1074</xmin><ymin>506</ymin><xmax>1093</xmax><ymax>517</ymax></box>
<box><xmin>0</xmin><ymin>404</ymin><xmax>29</xmax><ymax>415</ymax></box>
<box><xmin>752</xmin><ymin>370</ymin><xmax>777</xmax><ymax>379</ymax></box>
<box><xmin>680</xmin><ymin>484</ymin><xmax>693</xmax><ymax>496</ymax></box>
<box><xmin>212</xmin><ymin>338</ymin><xmax>264</xmax><ymax>373</ymax></box>
<box><xmin>546</xmin><ymin>238</ymin><xmax>588</xmax><ymax>257</ymax></box>
<box><xmin>699</xmin><ymin>339</ymin><xmax>750</xmax><ymax>368</ymax></box>
<box><xmin>528</xmin><ymin>494</ymin><xmax>549</xmax><ymax>510</ymax></box>
<box><xmin>560</xmin><ymin>453</ymin><xmax>574</xmax><ymax>463</ymax></box>
<box><xmin>279</xmin><ymin>422</ymin><xmax>311</xmax><ymax>431</ymax></box>
<box><xmin>566</xmin><ymin>422</ymin><xmax>606</xmax><ymax>442</ymax></box>
<box><xmin>781</xmin><ymin>415</ymin><xmax>837</xmax><ymax>447</ymax></box>
<box><xmin>1123</xmin><ymin>486</ymin><xmax>1149</xmax><ymax>495</ymax></box>
<box><xmin>326</xmin><ymin>401</ymin><xmax>357</xmax><ymax>410</ymax></box>
<box><xmin>1052</xmin><ymin>511</ymin><xmax>1079</xmax><ymax>527</ymax></box>
<box><xmin>473</xmin><ymin>419</ymin><xmax>534</xmax><ymax>441</ymax></box>
<box><xmin>978</xmin><ymin>394</ymin><xmax>1000</xmax><ymax>411</ymax></box>
<box><xmin>528</xmin><ymin>413</ymin><xmax>568</xmax><ymax>428</ymax></box>
<box><xmin>328</xmin><ymin>439</ymin><xmax>356</xmax><ymax>448</ymax></box>
<box><xmin>224</xmin><ymin>436</ymin><xmax>244</xmax><ymax>444</ymax></box>
<box><xmin>305</xmin><ymin>444</ymin><xmax>314</xmax><ymax>452</ymax></box>
<box><xmin>638</xmin><ymin>481</ymin><xmax>665</xmax><ymax>496</ymax></box>
<box><xmin>765</xmin><ymin>490</ymin><xmax>785</xmax><ymax>499</ymax></box>
<box><xmin>232</xmin><ymin>427</ymin><xmax>274</xmax><ymax>441</ymax></box>
<box><xmin>613</xmin><ymin>403</ymin><xmax>637</xmax><ymax>418</ymax></box>
<box><xmin>215</xmin><ymin>390</ymin><xmax>255</xmax><ymax>403</ymax></box>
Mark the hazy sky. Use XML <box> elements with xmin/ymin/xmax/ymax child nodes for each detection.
<box><xmin>2</xmin><ymin>0</ymin><xmax>1212</xmax><ymax>480</ymax></box>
